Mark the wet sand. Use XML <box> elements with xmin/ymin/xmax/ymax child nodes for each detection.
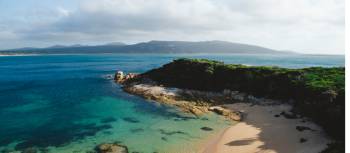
<box><xmin>202</xmin><ymin>103</ymin><xmax>331</xmax><ymax>153</ymax></box>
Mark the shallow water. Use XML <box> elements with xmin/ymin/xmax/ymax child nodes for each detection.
<box><xmin>0</xmin><ymin>54</ymin><xmax>344</xmax><ymax>153</ymax></box>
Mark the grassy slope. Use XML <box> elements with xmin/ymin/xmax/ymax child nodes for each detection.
<box><xmin>140</xmin><ymin>58</ymin><xmax>345</xmax><ymax>151</ymax></box>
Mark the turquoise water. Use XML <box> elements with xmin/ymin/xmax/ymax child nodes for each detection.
<box><xmin>0</xmin><ymin>54</ymin><xmax>344</xmax><ymax>153</ymax></box>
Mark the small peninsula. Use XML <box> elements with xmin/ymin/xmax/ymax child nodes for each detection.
<box><xmin>116</xmin><ymin>58</ymin><xmax>344</xmax><ymax>153</ymax></box>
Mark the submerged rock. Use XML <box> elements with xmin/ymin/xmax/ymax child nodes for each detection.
<box><xmin>161</xmin><ymin>137</ymin><xmax>168</xmax><ymax>141</ymax></box>
<box><xmin>122</xmin><ymin>117</ymin><xmax>140</xmax><ymax>123</ymax></box>
<box><xmin>158</xmin><ymin>129</ymin><xmax>187</xmax><ymax>136</ymax></box>
<box><xmin>95</xmin><ymin>143</ymin><xmax>128</xmax><ymax>153</ymax></box>
<box><xmin>200</xmin><ymin>127</ymin><xmax>213</xmax><ymax>131</ymax></box>
<box><xmin>1</xmin><ymin>148</ymin><xmax>16</xmax><ymax>153</ymax></box>
<box><xmin>100</xmin><ymin>117</ymin><xmax>117</xmax><ymax>123</ymax></box>
<box><xmin>22</xmin><ymin>147</ymin><xmax>38</xmax><ymax>153</ymax></box>
<box><xmin>130</xmin><ymin>128</ymin><xmax>144</xmax><ymax>133</ymax></box>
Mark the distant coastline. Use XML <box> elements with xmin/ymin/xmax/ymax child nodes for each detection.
<box><xmin>0</xmin><ymin>53</ymin><xmax>39</xmax><ymax>56</ymax></box>
<box><xmin>0</xmin><ymin>40</ymin><xmax>297</xmax><ymax>55</ymax></box>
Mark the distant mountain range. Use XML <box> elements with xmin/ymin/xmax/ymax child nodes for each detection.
<box><xmin>0</xmin><ymin>40</ymin><xmax>296</xmax><ymax>55</ymax></box>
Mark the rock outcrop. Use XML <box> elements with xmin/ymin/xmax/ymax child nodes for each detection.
<box><xmin>115</xmin><ymin>70</ymin><xmax>275</xmax><ymax>122</ymax></box>
<box><xmin>123</xmin><ymin>84</ymin><xmax>208</xmax><ymax>115</ymax></box>
<box><xmin>209</xmin><ymin>106</ymin><xmax>242</xmax><ymax>121</ymax></box>
<box><xmin>114</xmin><ymin>71</ymin><xmax>139</xmax><ymax>84</ymax></box>
<box><xmin>95</xmin><ymin>143</ymin><xmax>128</xmax><ymax>153</ymax></box>
<box><xmin>122</xmin><ymin>83</ymin><xmax>246</xmax><ymax>121</ymax></box>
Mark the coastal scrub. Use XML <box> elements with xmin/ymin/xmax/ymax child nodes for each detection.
<box><xmin>138</xmin><ymin>58</ymin><xmax>344</xmax><ymax>144</ymax></box>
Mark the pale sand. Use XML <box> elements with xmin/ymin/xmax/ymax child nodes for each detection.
<box><xmin>202</xmin><ymin>103</ymin><xmax>331</xmax><ymax>153</ymax></box>
<box><xmin>123</xmin><ymin>84</ymin><xmax>331</xmax><ymax>153</ymax></box>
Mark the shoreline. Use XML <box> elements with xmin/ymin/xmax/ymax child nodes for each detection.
<box><xmin>200</xmin><ymin>126</ymin><xmax>228</xmax><ymax>153</ymax></box>
<box><xmin>120</xmin><ymin>81</ymin><xmax>332</xmax><ymax>153</ymax></box>
<box><xmin>202</xmin><ymin>103</ymin><xmax>331</xmax><ymax>153</ymax></box>
<box><xmin>122</xmin><ymin>83</ymin><xmax>243</xmax><ymax>121</ymax></box>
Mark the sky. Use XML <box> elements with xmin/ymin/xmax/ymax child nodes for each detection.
<box><xmin>0</xmin><ymin>0</ymin><xmax>344</xmax><ymax>54</ymax></box>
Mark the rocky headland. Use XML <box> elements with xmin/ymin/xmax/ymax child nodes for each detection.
<box><xmin>117</xmin><ymin>75</ymin><xmax>332</xmax><ymax>153</ymax></box>
<box><xmin>114</xmin><ymin>58</ymin><xmax>345</xmax><ymax>153</ymax></box>
<box><xmin>115</xmin><ymin>70</ymin><xmax>243</xmax><ymax>121</ymax></box>
<box><xmin>123</xmin><ymin>83</ymin><xmax>245</xmax><ymax>121</ymax></box>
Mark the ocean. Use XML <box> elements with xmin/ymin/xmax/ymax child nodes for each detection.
<box><xmin>0</xmin><ymin>53</ymin><xmax>344</xmax><ymax>153</ymax></box>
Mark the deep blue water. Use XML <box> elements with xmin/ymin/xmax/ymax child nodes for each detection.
<box><xmin>0</xmin><ymin>54</ymin><xmax>344</xmax><ymax>153</ymax></box>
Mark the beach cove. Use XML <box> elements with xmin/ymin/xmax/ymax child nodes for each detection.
<box><xmin>120</xmin><ymin>82</ymin><xmax>331</xmax><ymax>153</ymax></box>
<box><xmin>118</xmin><ymin>58</ymin><xmax>343</xmax><ymax>153</ymax></box>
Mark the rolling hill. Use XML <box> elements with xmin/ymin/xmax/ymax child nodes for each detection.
<box><xmin>0</xmin><ymin>40</ymin><xmax>295</xmax><ymax>55</ymax></box>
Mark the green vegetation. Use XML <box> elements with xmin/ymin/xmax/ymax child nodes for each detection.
<box><xmin>142</xmin><ymin>58</ymin><xmax>345</xmax><ymax>146</ymax></box>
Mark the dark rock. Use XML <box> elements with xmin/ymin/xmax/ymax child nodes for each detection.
<box><xmin>208</xmin><ymin>106</ymin><xmax>243</xmax><ymax>121</ymax></box>
<box><xmin>200</xmin><ymin>127</ymin><xmax>213</xmax><ymax>131</ymax></box>
<box><xmin>103</xmin><ymin>131</ymin><xmax>113</xmax><ymax>135</ymax></box>
<box><xmin>274</xmin><ymin>114</ymin><xmax>280</xmax><ymax>117</ymax></box>
<box><xmin>101</xmin><ymin>117</ymin><xmax>117</xmax><ymax>123</ymax></box>
<box><xmin>280</xmin><ymin>111</ymin><xmax>298</xmax><ymax>119</ymax></box>
<box><xmin>296</xmin><ymin>126</ymin><xmax>314</xmax><ymax>132</ymax></box>
<box><xmin>209</xmin><ymin>106</ymin><xmax>242</xmax><ymax>121</ymax></box>
<box><xmin>130</xmin><ymin>128</ymin><xmax>144</xmax><ymax>133</ymax></box>
<box><xmin>158</xmin><ymin>129</ymin><xmax>187</xmax><ymax>136</ymax></box>
<box><xmin>173</xmin><ymin>116</ymin><xmax>197</xmax><ymax>121</ymax></box>
<box><xmin>299</xmin><ymin>138</ymin><xmax>307</xmax><ymax>143</ymax></box>
<box><xmin>122</xmin><ymin>117</ymin><xmax>139</xmax><ymax>123</ymax></box>
<box><xmin>161</xmin><ymin>137</ymin><xmax>168</xmax><ymax>141</ymax></box>
<box><xmin>1</xmin><ymin>148</ymin><xmax>15</xmax><ymax>153</ymax></box>
<box><xmin>39</xmin><ymin>148</ymin><xmax>49</xmax><ymax>153</ymax></box>
<box><xmin>14</xmin><ymin>123</ymin><xmax>113</xmax><ymax>150</ymax></box>
<box><xmin>22</xmin><ymin>147</ymin><xmax>38</xmax><ymax>153</ymax></box>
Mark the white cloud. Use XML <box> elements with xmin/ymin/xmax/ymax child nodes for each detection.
<box><xmin>57</xmin><ymin>7</ymin><xmax>71</xmax><ymax>17</ymax></box>
<box><xmin>0</xmin><ymin>0</ymin><xmax>344</xmax><ymax>54</ymax></box>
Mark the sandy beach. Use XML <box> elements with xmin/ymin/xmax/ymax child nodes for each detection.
<box><xmin>202</xmin><ymin>103</ymin><xmax>331</xmax><ymax>153</ymax></box>
<box><xmin>121</xmin><ymin>83</ymin><xmax>333</xmax><ymax>153</ymax></box>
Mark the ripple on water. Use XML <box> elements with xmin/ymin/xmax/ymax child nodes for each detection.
<box><xmin>1</xmin><ymin>95</ymin><xmax>233</xmax><ymax>153</ymax></box>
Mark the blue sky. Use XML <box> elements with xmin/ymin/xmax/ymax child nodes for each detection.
<box><xmin>0</xmin><ymin>0</ymin><xmax>344</xmax><ymax>54</ymax></box>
